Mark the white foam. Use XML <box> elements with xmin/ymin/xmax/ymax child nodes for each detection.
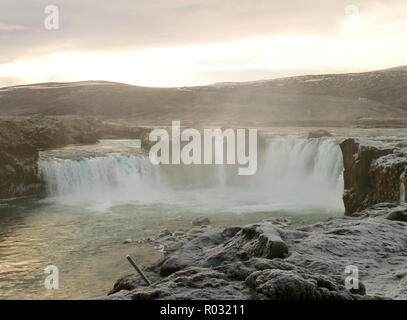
<box><xmin>38</xmin><ymin>138</ymin><xmax>344</xmax><ymax>213</ymax></box>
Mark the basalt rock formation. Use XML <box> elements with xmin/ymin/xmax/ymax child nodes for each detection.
<box><xmin>104</xmin><ymin>204</ymin><xmax>407</xmax><ymax>300</ymax></box>
<box><xmin>340</xmin><ymin>138</ymin><xmax>407</xmax><ymax>215</ymax></box>
<box><xmin>0</xmin><ymin>118</ymin><xmax>40</xmax><ymax>198</ymax></box>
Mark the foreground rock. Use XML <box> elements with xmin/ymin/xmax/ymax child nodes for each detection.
<box><xmin>157</xmin><ymin>224</ymin><xmax>288</xmax><ymax>277</ymax></box>
<box><xmin>340</xmin><ymin>138</ymin><xmax>407</xmax><ymax>215</ymax></box>
<box><xmin>104</xmin><ymin>205</ymin><xmax>407</xmax><ymax>300</ymax></box>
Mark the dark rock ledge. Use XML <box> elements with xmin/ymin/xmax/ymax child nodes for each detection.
<box><xmin>101</xmin><ymin>204</ymin><xmax>407</xmax><ymax>300</ymax></box>
<box><xmin>340</xmin><ymin>138</ymin><xmax>407</xmax><ymax>215</ymax></box>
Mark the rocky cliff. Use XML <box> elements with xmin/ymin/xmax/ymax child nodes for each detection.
<box><xmin>340</xmin><ymin>138</ymin><xmax>407</xmax><ymax>215</ymax></box>
<box><xmin>0</xmin><ymin>116</ymin><xmax>151</xmax><ymax>199</ymax></box>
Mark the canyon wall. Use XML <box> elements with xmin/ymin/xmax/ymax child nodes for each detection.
<box><xmin>340</xmin><ymin>138</ymin><xmax>407</xmax><ymax>215</ymax></box>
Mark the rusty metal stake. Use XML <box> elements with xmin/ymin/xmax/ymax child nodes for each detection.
<box><xmin>126</xmin><ymin>255</ymin><xmax>151</xmax><ymax>286</ymax></box>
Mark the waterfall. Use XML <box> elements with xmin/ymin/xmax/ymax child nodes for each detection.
<box><xmin>254</xmin><ymin>138</ymin><xmax>344</xmax><ymax>212</ymax></box>
<box><xmin>38</xmin><ymin>154</ymin><xmax>167</xmax><ymax>206</ymax></box>
<box><xmin>38</xmin><ymin>138</ymin><xmax>344</xmax><ymax>213</ymax></box>
<box><xmin>400</xmin><ymin>171</ymin><xmax>406</xmax><ymax>204</ymax></box>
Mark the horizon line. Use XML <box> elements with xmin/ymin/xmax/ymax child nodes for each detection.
<box><xmin>1</xmin><ymin>64</ymin><xmax>406</xmax><ymax>91</ymax></box>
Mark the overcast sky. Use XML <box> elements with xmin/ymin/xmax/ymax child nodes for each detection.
<box><xmin>0</xmin><ymin>0</ymin><xmax>406</xmax><ymax>87</ymax></box>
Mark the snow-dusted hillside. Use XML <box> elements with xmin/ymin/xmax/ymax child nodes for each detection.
<box><xmin>0</xmin><ymin>66</ymin><xmax>406</xmax><ymax>123</ymax></box>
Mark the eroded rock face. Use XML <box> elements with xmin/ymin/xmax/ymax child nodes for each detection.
<box><xmin>105</xmin><ymin>206</ymin><xmax>407</xmax><ymax>300</ymax></box>
<box><xmin>340</xmin><ymin>138</ymin><xmax>407</xmax><ymax>215</ymax></box>
<box><xmin>0</xmin><ymin>121</ymin><xmax>38</xmax><ymax>198</ymax></box>
<box><xmin>0</xmin><ymin>116</ymin><xmax>101</xmax><ymax>198</ymax></box>
<box><xmin>370</xmin><ymin>152</ymin><xmax>407</xmax><ymax>205</ymax></box>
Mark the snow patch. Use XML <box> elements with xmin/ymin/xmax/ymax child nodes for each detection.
<box><xmin>0</xmin><ymin>82</ymin><xmax>115</xmax><ymax>92</ymax></box>
<box><xmin>304</xmin><ymin>78</ymin><xmax>324</xmax><ymax>83</ymax></box>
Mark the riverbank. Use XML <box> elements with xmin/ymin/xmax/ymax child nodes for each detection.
<box><xmin>104</xmin><ymin>203</ymin><xmax>407</xmax><ymax>300</ymax></box>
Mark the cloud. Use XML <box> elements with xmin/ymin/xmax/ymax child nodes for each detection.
<box><xmin>0</xmin><ymin>0</ymin><xmax>406</xmax><ymax>86</ymax></box>
<box><xmin>0</xmin><ymin>0</ymin><xmax>404</xmax><ymax>59</ymax></box>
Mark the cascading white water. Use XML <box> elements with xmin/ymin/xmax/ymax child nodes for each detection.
<box><xmin>38</xmin><ymin>154</ymin><xmax>167</xmax><ymax>206</ymax></box>
<box><xmin>38</xmin><ymin>138</ymin><xmax>344</xmax><ymax>213</ymax></box>
<box><xmin>254</xmin><ymin>138</ymin><xmax>344</xmax><ymax>212</ymax></box>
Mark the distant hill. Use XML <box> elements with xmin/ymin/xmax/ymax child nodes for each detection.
<box><xmin>0</xmin><ymin>66</ymin><xmax>406</xmax><ymax>125</ymax></box>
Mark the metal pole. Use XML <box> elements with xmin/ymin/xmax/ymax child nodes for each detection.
<box><xmin>126</xmin><ymin>255</ymin><xmax>151</xmax><ymax>286</ymax></box>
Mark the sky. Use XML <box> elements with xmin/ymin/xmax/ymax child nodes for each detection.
<box><xmin>0</xmin><ymin>0</ymin><xmax>406</xmax><ymax>87</ymax></box>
